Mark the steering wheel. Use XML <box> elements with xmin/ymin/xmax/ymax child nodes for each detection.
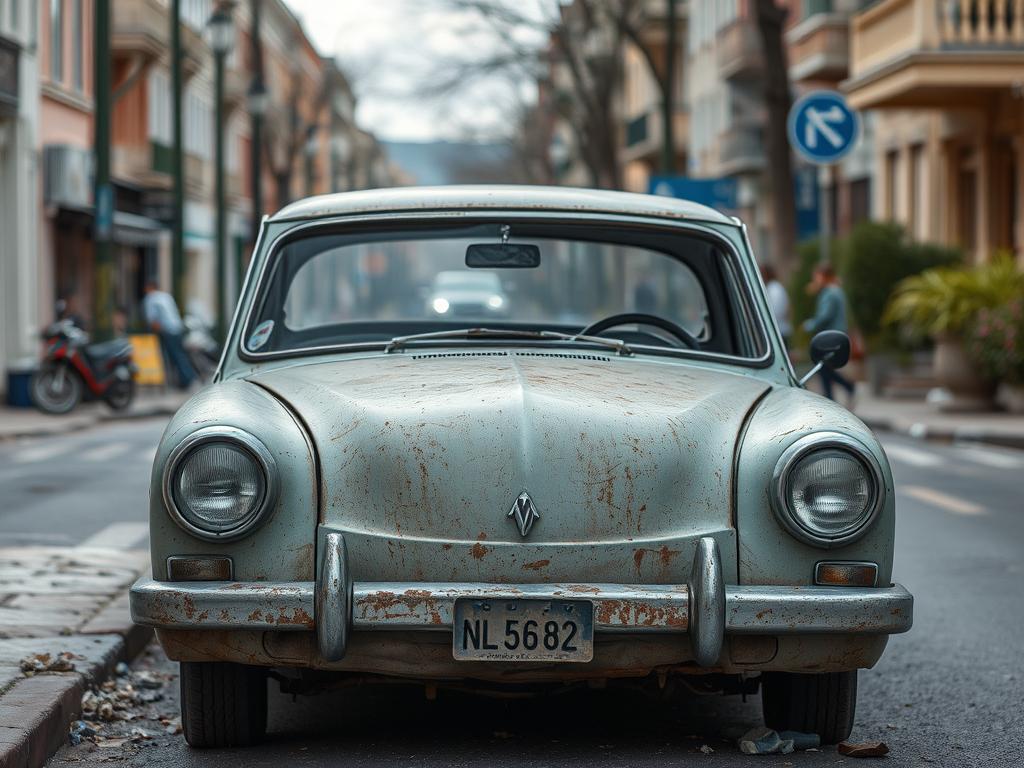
<box><xmin>579</xmin><ymin>313</ymin><xmax>701</xmax><ymax>350</ymax></box>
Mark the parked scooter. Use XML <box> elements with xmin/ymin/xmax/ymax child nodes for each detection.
<box><xmin>31</xmin><ymin>320</ymin><xmax>137</xmax><ymax>414</ymax></box>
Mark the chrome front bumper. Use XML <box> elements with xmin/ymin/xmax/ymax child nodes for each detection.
<box><xmin>130</xmin><ymin>536</ymin><xmax>913</xmax><ymax>667</ymax></box>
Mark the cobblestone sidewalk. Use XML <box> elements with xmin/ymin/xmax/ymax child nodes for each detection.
<box><xmin>0</xmin><ymin>547</ymin><xmax>151</xmax><ymax>768</ymax></box>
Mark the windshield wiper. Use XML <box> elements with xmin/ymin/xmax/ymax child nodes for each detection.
<box><xmin>384</xmin><ymin>327</ymin><xmax>632</xmax><ymax>356</ymax></box>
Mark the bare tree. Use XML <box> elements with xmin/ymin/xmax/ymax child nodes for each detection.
<box><xmin>754</xmin><ymin>0</ymin><xmax>798</xmax><ymax>277</ymax></box>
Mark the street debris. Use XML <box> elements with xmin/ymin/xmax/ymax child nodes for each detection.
<box><xmin>737</xmin><ymin>727</ymin><xmax>821</xmax><ymax>755</ymax></box>
<box><xmin>699</xmin><ymin>744</ymin><xmax>714</xmax><ymax>754</ymax></box>
<box><xmin>69</xmin><ymin>660</ymin><xmax>176</xmax><ymax>749</ymax></box>
<box><xmin>838</xmin><ymin>740</ymin><xmax>891</xmax><ymax>758</ymax></box>
<box><xmin>19</xmin><ymin>651</ymin><xmax>81</xmax><ymax>675</ymax></box>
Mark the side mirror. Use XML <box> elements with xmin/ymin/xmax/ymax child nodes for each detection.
<box><xmin>799</xmin><ymin>330</ymin><xmax>850</xmax><ymax>386</ymax></box>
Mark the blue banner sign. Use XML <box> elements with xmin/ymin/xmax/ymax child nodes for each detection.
<box><xmin>649</xmin><ymin>176</ymin><xmax>738</xmax><ymax>211</ymax></box>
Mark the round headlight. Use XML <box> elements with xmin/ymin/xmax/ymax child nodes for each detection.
<box><xmin>163</xmin><ymin>427</ymin><xmax>278</xmax><ymax>541</ymax></box>
<box><xmin>772</xmin><ymin>433</ymin><xmax>884</xmax><ymax>548</ymax></box>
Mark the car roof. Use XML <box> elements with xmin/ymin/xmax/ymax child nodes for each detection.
<box><xmin>269</xmin><ymin>185</ymin><xmax>735</xmax><ymax>226</ymax></box>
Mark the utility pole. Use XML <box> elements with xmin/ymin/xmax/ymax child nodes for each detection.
<box><xmin>248</xmin><ymin>0</ymin><xmax>267</xmax><ymax>248</ymax></box>
<box><xmin>93</xmin><ymin>0</ymin><xmax>114</xmax><ymax>341</ymax></box>
<box><xmin>171</xmin><ymin>0</ymin><xmax>185</xmax><ymax>308</ymax></box>
<box><xmin>208</xmin><ymin>4</ymin><xmax>235</xmax><ymax>342</ymax></box>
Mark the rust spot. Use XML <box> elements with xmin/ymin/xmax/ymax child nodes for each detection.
<box><xmin>565</xmin><ymin>584</ymin><xmax>601</xmax><ymax>593</ymax></box>
<box><xmin>470</xmin><ymin>542</ymin><xmax>489</xmax><ymax>560</ymax></box>
<box><xmin>522</xmin><ymin>559</ymin><xmax>550</xmax><ymax>571</ymax></box>
<box><xmin>219</xmin><ymin>609</ymin><xmax>230</xmax><ymax>622</ymax></box>
<box><xmin>476</xmin><ymin>531</ymin><xmax>488</xmax><ymax>541</ymax></box>
<box><xmin>183</xmin><ymin>595</ymin><xmax>196</xmax><ymax>619</ymax></box>
<box><xmin>247</xmin><ymin>609</ymin><xmax>263</xmax><ymax>622</ymax></box>
<box><xmin>658</xmin><ymin>545</ymin><xmax>681</xmax><ymax>567</ymax></box>
<box><xmin>755</xmin><ymin>609</ymin><xmax>773</xmax><ymax>621</ymax></box>
<box><xmin>442</xmin><ymin>543</ymin><xmax>453</xmax><ymax>551</ymax></box>
<box><xmin>275</xmin><ymin>607</ymin><xmax>314</xmax><ymax>626</ymax></box>
<box><xmin>633</xmin><ymin>549</ymin><xmax>646</xmax><ymax>571</ymax></box>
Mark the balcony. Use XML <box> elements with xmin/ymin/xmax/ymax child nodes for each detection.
<box><xmin>620</xmin><ymin>108</ymin><xmax>690</xmax><ymax>166</ymax></box>
<box><xmin>786</xmin><ymin>12</ymin><xmax>851</xmax><ymax>83</ymax></box>
<box><xmin>844</xmin><ymin>0</ymin><xmax>1024</xmax><ymax>109</ymax></box>
<box><xmin>113</xmin><ymin>0</ymin><xmax>203</xmax><ymax>73</ymax></box>
<box><xmin>717</xmin><ymin>18</ymin><xmax>763</xmax><ymax>81</ymax></box>
<box><xmin>717</xmin><ymin>125</ymin><xmax>765</xmax><ymax>177</ymax></box>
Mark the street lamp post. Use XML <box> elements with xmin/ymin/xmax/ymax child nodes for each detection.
<box><xmin>207</xmin><ymin>4</ymin><xmax>235</xmax><ymax>343</ymax></box>
<box><xmin>171</xmin><ymin>0</ymin><xmax>185</xmax><ymax>309</ymax></box>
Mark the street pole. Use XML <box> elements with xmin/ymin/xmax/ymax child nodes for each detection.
<box><xmin>214</xmin><ymin>46</ymin><xmax>226</xmax><ymax>342</ymax></box>
<box><xmin>660</xmin><ymin>0</ymin><xmax>677</xmax><ymax>176</ymax></box>
<box><xmin>819</xmin><ymin>165</ymin><xmax>833</xmax><ymax>265</ymax></box>
<box><xmin>249</xmin><ymin>0</ymin><xmax>265</xmax><ymax>248</ymax></box>
<box><xmin>93</xmin><ymin>0</ymin><xmax>114</xmax><ymax>341</ymax></box>
<box><xmin>171</xmin><ymin>0</ymin><xmax>185</xmax><ymax>308</ymax></box>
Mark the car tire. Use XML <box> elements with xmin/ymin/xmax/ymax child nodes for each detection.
<box><xmin>761</xmin><ymin>670</ymin><xmax>857</xmax><ymax>745</ymax></box>
<box><xmin>180</xmin><ymin>661</ymin><xmax>267</xmax><ymax>748</ymax></box>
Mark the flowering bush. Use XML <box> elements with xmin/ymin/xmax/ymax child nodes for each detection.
<box><xmin>968</xmin><ymin>298</ymin><xmax>1024</xmax><ymax>386</ymax></box>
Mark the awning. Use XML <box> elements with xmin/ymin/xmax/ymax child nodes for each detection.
<box><xmin>113</xmin><ymin>211</ymin><xmax>165</xmax><ymax>248</ymax></box>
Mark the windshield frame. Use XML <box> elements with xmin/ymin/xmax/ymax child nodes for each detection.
<box><xmin>235</xmin><ymin>211</ymin><xmax>775</xmax><ymax>369</ymax></box>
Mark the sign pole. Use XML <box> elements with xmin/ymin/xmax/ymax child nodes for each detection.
<box><xmin>93</xmin><ymin>0</ymin><xmax>113</xmax><ymax>341</ymax></box>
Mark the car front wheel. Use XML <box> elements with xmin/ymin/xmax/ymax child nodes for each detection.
<box><xmin>761</xmin><ymin>670</ymin><xmax>857</xmax><ymax>745</ymax></box>
<box><xmin>180</xmin><ymin>661</ymin><xmax>267</xmax><ymax>748</ymax></box>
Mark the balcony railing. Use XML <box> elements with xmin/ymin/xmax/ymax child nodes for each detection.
<box><xmin>847</xmin><ymin>0</ymin><xmax>1024</xmax><ymax>106</ymax></box>
<box><xmin>717</xmin><ymin>18</ymin><xmax>762</xmax><ymax>81</ymax></box>
<box><xmin>717</xmin><ymin>125</ymin><xmax>765</xmax><ymax>177</ymax></box>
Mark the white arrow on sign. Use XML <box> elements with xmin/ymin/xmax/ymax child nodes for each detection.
<box><xmin>803</xmin><ymin>106</ymin><xmax>845</xmax><ymax>149</ymax></box>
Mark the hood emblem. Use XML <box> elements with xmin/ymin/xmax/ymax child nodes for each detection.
<box><xmin>508</xmin><ymin>492</ymin><xmax>540</xmax><ymax>537</ymax></box>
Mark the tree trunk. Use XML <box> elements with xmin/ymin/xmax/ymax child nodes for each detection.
<box><xmin>660</xmin><ymin>0</ymin><xmax>677</xmax><ymax>175</ymax></box>
<box><xmin>754</xmin><ymin>0</ymin><xmax>798</xmax><ymax>279</ymax></box>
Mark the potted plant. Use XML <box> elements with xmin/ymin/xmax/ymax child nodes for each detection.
<box><xmin>883</xmin><ymin>257</ymin><xmax>1023</xmax><ymax>411</ymax></box>
<box><xmin>968</xmin><ymin>298</ymin><xmax>1024</xmax><ymax>413</ymax></box>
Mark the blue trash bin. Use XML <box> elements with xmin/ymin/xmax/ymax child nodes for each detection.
<box><xmin>6</xmin><ymin>362</ymin><xmax>37</xmax><ymax>407</ymax></box>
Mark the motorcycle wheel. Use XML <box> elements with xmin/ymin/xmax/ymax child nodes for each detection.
<box><xmin>103</xmin><ymin>377</ymin><xmax>136</xmax><ymax>411</ymax></box>
<box><xmin>30</xmin><ymin>364</ymin><xmax>83</xmax><ymax>415</ymax></box>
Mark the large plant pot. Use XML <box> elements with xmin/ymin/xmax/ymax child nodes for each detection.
<box><xmin>933</xmin><ymin>336</ymin><xmax>996</xmax><ymax>412</ymax></box>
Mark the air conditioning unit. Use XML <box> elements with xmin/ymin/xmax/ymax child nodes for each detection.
<box><xmin>44</xmin><ymin>145</ymin><xmax>93</xmax><ymax>208</ymax></box>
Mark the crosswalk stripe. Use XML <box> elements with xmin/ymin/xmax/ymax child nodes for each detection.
<box><xmin>902</xmin><ymin>485</ymin><xmax>985</xmax><ymax>516</ymax></box>
<box><xmin>76</xmin><ymin>522</ymin><xmax>149</xmax><ymax>550</ymax></box>
<box><xmin>81</xmin><ymin>442</ymin><xmax>132</xmax><ymax>463</ymax></box>
<box><xmin>953</xmin><ymin>444</ymin><xmax>1024</xmax><ymax>470</ymax></box>
<box><xmin>12</xmin><ymin>442</ymin><xmax>74</xmax><ymax>464</ymax></box>
<box><xmin>883</xmin><ymin>444</ymin><xmax>943</xmax><ymax>468</ymax></box>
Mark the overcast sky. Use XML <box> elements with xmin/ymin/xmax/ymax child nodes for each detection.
<box><xmin>283</xmin><ymin>0</ymin><xmax>548</xmax><ymax>142</ymax></box>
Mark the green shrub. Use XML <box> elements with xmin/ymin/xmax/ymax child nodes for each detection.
<box><xmin>840</xmin><ymin>222</ymin><xmax>960</xmax><ymax>344</ymax></box>
<box><xmin>968</xmin><ymin>298</ymin><xmax>1024</xmax><ymax>386</ymax></box>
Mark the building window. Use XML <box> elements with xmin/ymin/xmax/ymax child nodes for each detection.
<box><xmin>885</xmin><ymin>149</ymin><xmax>899</xmax><ymax>221</ymax></box>
<box><xmin>148</xmin><ymin>69</ymin><xmax>173</xmax><ymax>145</ymax></box>
<box><xmin>910</xmin><ymin>144</ymin><xmax>926</xmax><ymax>240</ymax></box>
<box><xmin>72</xmin><ymin>0</ymin><xmax>83</xmax><ymax>91</ymax></box>
<box><xmin>50</xmin><ymin>0</ymin><xmax>63</xmax><ymax>82</ymax></box>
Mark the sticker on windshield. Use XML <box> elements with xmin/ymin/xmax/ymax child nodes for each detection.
<box><xmin>248</xmin><ymin>320</ymin><xmax>274</xmax><ymax>350</ymax></box>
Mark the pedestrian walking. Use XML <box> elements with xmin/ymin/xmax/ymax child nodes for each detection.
<box><xmin>760</xmin><ymin>264</ymin><xmax>792</xmax><ymax>347</ymax></box>
<box><xmin>804</xmin><ymin>263</ymin><xmax>855</xmax><ymax>405</ymax></box>
<box><xmin>142</xmin><ymin>280</ymin><xmax>196</xmax><ymax>390</ymax></box>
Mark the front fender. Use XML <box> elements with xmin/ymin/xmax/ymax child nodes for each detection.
<box><xmin>735</xmin><ymin>387</ymin><xmax>896</xmax><ymax>587</ymax></box>
<box><xmin>149</xmin><ymin>380</ymin><xmax>317</xmax><ymax>582</ymax></box>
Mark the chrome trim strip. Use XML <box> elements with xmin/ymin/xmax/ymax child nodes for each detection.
<box><xmin>725</xmin><ymin>584</ymin><xmax>911</xmax><ymax>634</ymax></box>
<box><xmin>234</xmin><ymin>212</ymin><xmax>775</xmax><ymax>370</ymax></box>
<box><xmin>770</xmin><ymin>431</ymin><xmax>887</xmax><ymax>549</ymax></box>
<box><xmin>161</xmin><ymin>426</ymin><xmax>280</xmax><ymax>543</ymax></box>
<box><xmin>130</xmin><ymin>579</ymin><xmax>315</xmax><ymax>629</ymax></box>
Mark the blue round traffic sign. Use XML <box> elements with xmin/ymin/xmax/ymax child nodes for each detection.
<box><xmin>787</xmin><ymin>90</ymin><xmax>860</xmax><ymax>165</ymax></box>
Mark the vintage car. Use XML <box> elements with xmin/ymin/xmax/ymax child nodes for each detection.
<box><xmin>130</xmin><ymin>186</ymin><xmax>913</xmax><ymax>748</ymax></box>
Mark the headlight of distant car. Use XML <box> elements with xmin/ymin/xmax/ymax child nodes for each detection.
<box><xmin>162</xmin><ymin>427</ymin><xmax>278</xmax><ymax>541</ymax></box>
<box><xmin>432</xmin><ymin>297</ymin><xmax>450</xmax><ymax>314</ymax></box>
<box><xmin>771</xmin><ymin>432</ymin><xmax>884</xmax><ymax>548</ymax></box>
<box><xmin>487</xmin><ymin>294</ymin><xmax>504</xmax><ymax>309</ymax></box>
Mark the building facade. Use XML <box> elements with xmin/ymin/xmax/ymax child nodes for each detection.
<box><xmin>844</xmin><ymin>0</ymin><xmax>1024</xmax><ymax>264</ymax></box>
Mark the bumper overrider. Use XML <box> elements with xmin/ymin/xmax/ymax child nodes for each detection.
<box><xmin>130</xmin><ymin>535</ymin><xmax>913</xmax><ymax>667</ymax></box>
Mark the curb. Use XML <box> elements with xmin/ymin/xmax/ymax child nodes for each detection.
<box><xmin>0</xmin><ymin>624</ymin><xmax>152</xmax><ymax>768</ymax></box>
<box><xmin>860</xmin><ymin>415</ymin><xmax>1024</xmax><ymax>451</ymax></box>
<box><xmin>0</xmin><ymin>403</ymin><xmax>181</xmax><ymax>442</ymax></box>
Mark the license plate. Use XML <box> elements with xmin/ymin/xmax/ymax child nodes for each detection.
<box><xmin>452</xmin><ymin>598</ymin><xmax>594</xmax><ymax>662</ymax></box>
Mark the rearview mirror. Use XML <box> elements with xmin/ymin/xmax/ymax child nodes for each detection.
<box><xmin>466</xmin><ymin>243</ymin><xmax>541</xmax><ymax>269</ymax></box>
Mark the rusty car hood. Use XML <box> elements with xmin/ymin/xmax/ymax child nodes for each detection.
<box><xmin>251</xmin><ymin>351</ymin><xmax>769</xmax><ymax>560</ymax></box>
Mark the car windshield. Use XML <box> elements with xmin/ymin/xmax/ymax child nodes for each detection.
<box><xmin>244</xmin><ymin>220</ymin><xmax>767</xmax><ymax>360</ymax></box>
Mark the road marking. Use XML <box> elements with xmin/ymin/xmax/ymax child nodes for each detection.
<box><xmin>81</xmin><ymin>442</ymin><xmax>132</xmax><ymax>463</ymax></box>
<box><xmin>12</xmin><ymin>442</ymin><xmax>74</xmax><ymax>464</ymax></box>
<box><xmin>76</xmin><ymin>522</ymin><xmax>149</xmax><ymax>550</ymax></box>
<box><xmin>902</xmin><ymin>485</ymin><xmax>985</xmax><ymax>516</ymax></box>
<box><xmin>883</xmin><ymin>443</ymin><xmax>943</xmax><ymax>468</ymax></box>
<box><xmin>953</xmin><ymin>444</ymin><xmax>1024</xmax><ymax>470</ymax></box>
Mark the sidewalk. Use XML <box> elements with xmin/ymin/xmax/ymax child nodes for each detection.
<box><xmin>0</xmin><ymin>546</ymin><xmax>151</xmax><ymax>768</ymax></box>
<box><xmin>854</xmin><ymin>389</ymin><xmax>1024</xmax><ymax>450</ymax></box>
<box><xmin>0</xmin><ymin>389</ymin><xmax>188</xmax><ymax>442</ymax></box>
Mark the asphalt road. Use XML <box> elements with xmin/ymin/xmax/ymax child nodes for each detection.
<box><xmin>1</xmin><ymin>419</ymin><xmax>1020</xmax><ymax>765</ymax></box>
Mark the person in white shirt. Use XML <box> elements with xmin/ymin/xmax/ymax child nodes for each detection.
<box><xmin>761</xmin><ymin>264</ymin><xmax>792</xmax><ymax>348</ymax></box>
<box><xmin>143</xmin><ymin>280</ymin><xmax>196</xmax><ymax>389</ymax></box>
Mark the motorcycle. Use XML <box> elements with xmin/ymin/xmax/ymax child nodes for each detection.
<box><xmin>31</xmin><ymin>320</ymin><xmax>137</xmax><ymax>415</ymax></box>
<box><xmin>182</xmin><ymin>311</ymin><xmax>221</xmax><ymax>381</ymax></box>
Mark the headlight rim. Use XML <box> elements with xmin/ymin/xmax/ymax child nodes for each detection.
<box><xmin>162</xmin><ymin>426</ymin><xmax>279</xmax><ymax>542</ymax></box>
<box><xmin>771</xmin><ymin>431</ymin><xmax>885</xmax><ymax>549</ymax></box>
